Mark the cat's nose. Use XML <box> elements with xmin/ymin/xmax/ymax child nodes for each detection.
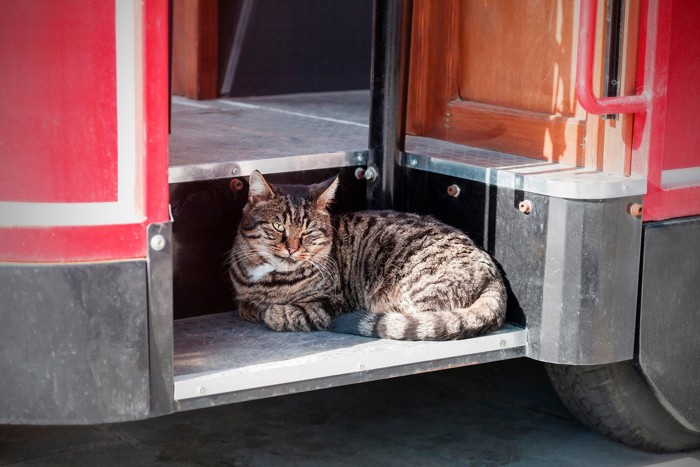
<box><xmin>286</xmin><ymin>238</ymin><xmax>301</xmax><ymax>255</ymax></box>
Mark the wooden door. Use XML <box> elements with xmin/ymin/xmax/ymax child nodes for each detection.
<box><xmin>407</xmin><ymin>0</ymin><xmax>639</xmax><ymax>173</ymax></box>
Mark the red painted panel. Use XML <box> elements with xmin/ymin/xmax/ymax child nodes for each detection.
<box><xmin>639</xmin><ymin>0</ymin><xmax>700</xmax><ymax>221</ymax></box>
<box><xmin>0</xmin><ymin>225</ymin><xmax>146</xmax><ymax>262</ymax></box>
<box><xmin>143</xmin><ymin>0</ymin><xmax>172</xmax><ymax>223</ymax></box>
<box><xmin>0</xmin><ymin>0</ymin><xmax>118</xmax><ymax>203</ymax></box>
<box><xmin>661</xmin><ymin>0</ymin><xmax>700</xmax><ymax>171</ymax></box>
<box><xmin>0</xmin><ymin>0</ymin><xmax>170</xmax><ymax>262</ymax></box>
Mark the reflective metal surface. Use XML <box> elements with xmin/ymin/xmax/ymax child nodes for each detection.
<box><xmin>403</xmin><ymin>169</ymin><xmax>643</xmax><ymax>364</ymax></box>
<box><xmin>638</xmin><ymin>216</ymin><xmax>700</xmax><ymax>432</ymax></box>
<box><xmin>173</xmin><ymin>312</ymin><xmax>526</xmax><ymax>403</ymax></box>
<box><xmin>405</xmin><ymin>136</ymin><xmax>647</xmax><ymax>200</ymax></box>
<box><xmin>0</xmin><ymin>261</ymin><xmax>150</xmax><ymax>424</ymax></box>
<box><xmin>147</xmin><ymin>222</ymin><xmax>175</xmax><ymax>417</ymax></box>
<box><xmin>367</xmin><ymin>0</ymin><xmax>413</xmax><ymax>209</ymax></box>
<box><xmin>169</xmin><ymin>91</ymin><xmax>369</xmax><ymax>183</ymax></box>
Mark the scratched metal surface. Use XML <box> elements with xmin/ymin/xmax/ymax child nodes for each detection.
<box><xmin>168</xmin><ymin>90</ymin><xmax>370</xmax><ymax>174</ymax></box>
<box><xmin>173</xmin><ymin>312</ymin><xmax>525</xmax><ymax>379</ymax></box>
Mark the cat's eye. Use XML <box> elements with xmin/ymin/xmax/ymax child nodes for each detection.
<box><xmin>271</xmin><ymin>222</ymin><xmax>285</xmax><ymax>232</ymax></box>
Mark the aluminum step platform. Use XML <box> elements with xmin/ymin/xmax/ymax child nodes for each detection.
<box><xmin>169</xmin><ymin>90</ymin><xmax>370</xmax><ymax>184</ymax></box>
<box><xmin>173</xmin><ymin>312</ymin><xmax>527</xmax><ymax>404</ymax></box>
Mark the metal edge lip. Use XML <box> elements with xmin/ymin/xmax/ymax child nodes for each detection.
<box><xmin>404</xmin><ymin>152</ymin><xmax>647</xmax><ymax>200</ymax></box>
<box><xmin>172</xmin><ymin>325</ymin><xmax>527</xmax><ymax>401</ymax></box>
<box><xmin>168</xmin><ymin>150</ymin><xmax>368</xmax><ymax>184</ymax></box>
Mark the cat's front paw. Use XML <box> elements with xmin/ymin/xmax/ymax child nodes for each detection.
<box><xmin>263</xmin><ymin>303</ymin><xmax>332</xmax><ymax>332</ymax></box>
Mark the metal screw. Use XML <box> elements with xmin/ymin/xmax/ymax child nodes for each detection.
<box><xmin>407</xmin><ymin>156</ymin><xmax>418</xmax><ymax>167</ymax></box>
<box><xmin>150</xmin><ymin>234</ymin><xmax>166</xmax><ymax>251</ymax></box>
<box><xmin>628</xmin><ymin>203</ymin><xmax>643</xmax><ymax>218</ymax></box>
<box><xmin>519</xmin><ymin>200</ymin><xmax>533</xmax><ymax>215</ymax></box>
<box><xmin>447</xmin><ymin>184</ymin><xmax>461</xmax><ymax>197</ymax></box>
<box><xmin>363</xmin><ymin>167</ymin><xmax>379</xmax><ymax>182</ymax></box>
<box><xmin>231</xmin><ymin>167</ymin><xmax>239</xmax><ymax>175</ymax></box>
<box><xmin>355</xmin><ymin>152</ymin><xmax>365</xmax><ymax>163</ymax></box>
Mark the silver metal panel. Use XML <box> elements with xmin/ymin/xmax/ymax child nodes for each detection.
<box><xmin>169</xmin><ymin>91</ymin><xmax>370</xmax><ymax>183</ymax></box>
<box><xmin>173</xmin><ymin>313</ymin><xmax>526</xmax><ymax>401</ymax></box>
<box><xmin>404</xmin><ymin>136</ymin><xmax>646</xmax><ymax>200</ymax></box>
<box><xmin>0</xmin><ymin>261</ymin><xmax>150</xmax><ymax>424</ymax></box>
<box><xmin>639</xmin><ymin>217</ymin><xmax>700</xmax><ymax>432</ymax></box>
<box><xmin>402</xmin><ymin>169</ymin><xmax>643</xmax><ymax>364</ymax></box>
<box><xmin>532</xmin><ymin>195</ymin><xmax>643</xmax><ymax>363</ymax></box>
<box><xmin>146</xmin><ymin>223</ymin><xmax>175</xmax><ymax>417</ymax></box>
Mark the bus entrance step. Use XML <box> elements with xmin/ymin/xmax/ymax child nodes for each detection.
<box><xmin>173</xmin><ymin>312</ymin><xmax>527</xmax><ymax>402</ymax></box>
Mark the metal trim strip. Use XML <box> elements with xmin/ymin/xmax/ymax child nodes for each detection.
<box><xmin>661</xmin><ymin>167</ymin><xmax>700</xmax><ymax>189</ymax></box>
<box><xmin>403</xmin><ymin>152</ymin><xmax>647</xmax><ymax>200</ymax></box>
<box><xmin>168</xmin><ymin>151</ymin><xmax>367</xmax><ymax>184</ymax></box>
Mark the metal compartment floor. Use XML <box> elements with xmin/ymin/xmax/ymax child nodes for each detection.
<box><xmin>173</xmin><ymin>312</ymin><xmax>526</xmax><ymax>403</ymax></box>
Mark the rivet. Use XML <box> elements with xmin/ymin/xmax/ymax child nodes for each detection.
<box><xmin>357</xmin><ymin>362</ymin><xmax>366</xmax><ymax>370</ymax></box>
<box><xmin>197</xmin><ymin>386</ymin><xmax>206</xmax><ymax>394</ymax></box>
<box><xmin>364</xmin><ymin>167</ymin><xmax>379</xmax><ymax>182</ymax></box>
<box><xmin>447</xmin><ymin>184</ymin><xmax>461</xmax><ymax>197</ymax></box>
<box><xmin>628</xmin><ymin>203</ymin><xmax>643</xmax><ymax>218</ymax></box>
<box><xmin>499</xmin><ymin>340</ymin><xmax>507</xmax><ymax>348</ymax></box>
<box><xmin>231</xmin><ymin>167</ymin><xmax>239</xmax><ymax>175</ymax></box>
<box><xmin>150</xmin><ymin>234</ymin><xmax>166</xmax><ymax>251</ymax></box>
<box><xmin>355</xmin><ymin>152</ymin><xmax>365</xmax><ymax>163</ymax></box>
<box><xmin>519</xmin><ymin>200</ymin><xmax>533</xmax><ymax>215</ymax></box>
<box><xmin>407</xmin><ymin>156</ymin><xmax>418</xmax><ymax>167</ymax></box>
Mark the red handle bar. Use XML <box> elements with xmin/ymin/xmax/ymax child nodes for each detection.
<box><xmin>576</xmin><ymin>0</ymin><xmax>649</xmax><ymax>114</ymax></box>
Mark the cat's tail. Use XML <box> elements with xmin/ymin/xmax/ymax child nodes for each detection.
<box><xmin>328</xmin><ymin>284</ymin><xmax>506</xmax><ymax>341</ymax></box>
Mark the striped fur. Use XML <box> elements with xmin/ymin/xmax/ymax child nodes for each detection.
<box><xmin>229</xmin><ymin>171</ymin><xmax>507</xmax><ymax>340</ymax></box>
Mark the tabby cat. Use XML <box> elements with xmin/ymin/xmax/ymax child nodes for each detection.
<box><xmin>228</xmin><ymin>171</ymin><xmax>507</xmax><ymax>340</ymax></box>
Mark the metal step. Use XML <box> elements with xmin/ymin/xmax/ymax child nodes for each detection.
<box><xmin>168</xmin><ymin>91</ymin><xmax>370</xmax><ymax>184</ymax></box>
<box><xmin>173</xmin><ymin>312</ymin><xmax>527</xmax><ymax>403</ymax></box>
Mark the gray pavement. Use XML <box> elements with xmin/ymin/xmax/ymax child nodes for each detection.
<box><xmin>1</xmin><ymin>358</ymin><xmax>699</xmax><ymax>466</ymax></box>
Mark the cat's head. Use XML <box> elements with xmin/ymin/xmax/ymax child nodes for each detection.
<box><xmin>236</xmin><ymin>171</ymin><xmax>339</xmax><ymax>270</ymax></box>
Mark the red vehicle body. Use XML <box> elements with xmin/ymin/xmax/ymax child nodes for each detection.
<box><xmin>0</xmin><ymin>0</ymin><xmax>698</xmax><ymax>452</ymax></box>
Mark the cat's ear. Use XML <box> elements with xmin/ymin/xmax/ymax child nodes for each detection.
<box><xmin>312</xmin><ymin>175</ymin><xmax>339</xmax><ymax>211</ymax></box>
<box><xmin>247</xmin><ymin>170</ymin><xmax>275</xmax><ymax>202</ymax></box>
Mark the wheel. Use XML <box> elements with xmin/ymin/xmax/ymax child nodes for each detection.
<box><xmin>545</xmin><ymin>361</ymin><xmax>700</xmax><ymax>453</ymax></box>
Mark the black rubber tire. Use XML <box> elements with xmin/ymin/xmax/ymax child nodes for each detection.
<box><xmin>545</xmin><ymin>361</ymin><xmax>700</xmax><ymax>453</ymax></box>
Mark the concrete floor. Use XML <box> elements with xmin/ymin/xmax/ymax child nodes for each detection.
<box><xmin>1</xmin><ymin>359</ymin><xmax>698</xmax><ymax>466</ymax></box>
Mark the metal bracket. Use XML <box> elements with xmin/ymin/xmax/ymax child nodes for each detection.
<box><xmin>147</xmin><ymin>222</ymin><xmax>175</xmax><ymax>416</ymax></box>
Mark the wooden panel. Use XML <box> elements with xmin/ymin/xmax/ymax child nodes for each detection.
<box><xmin>406</xmin><ymin>0</ymin><xmax>632</xmax><ymax>167</ymax></box>
<box><xmin>457</xmin><ymin>0</ymin><xmax>578</xmax><ymax>117</ymax></box>
<box><xmin>445</xmin><ymin>101</ymin><xmax>586</xmax><ymax>165</ymax></box>
<box><xmin>406</xmin><ymin>0</ymin><xmax>458</xmax><ymax>138</ymax></box>
<box><xmin>172</xmin><ymin>0</ymin><xmax>218</xmax><ymax>99</ymax></box>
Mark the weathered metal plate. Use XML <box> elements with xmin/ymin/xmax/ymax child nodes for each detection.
<box><xmin>404</xmin><ymin>136</ymin><xmax>646</xmax><ymax>199</ymax></box>
<box><xmin>173</xmin><ymin>312</ymin><xmax>526</xmax><ymax>401</ymax></box>
<box><xmin>168</xmin><ymin>91</ymin><xmax>370</xmax><ymax>183</ymax></box>
<box><xmin>0</xmin><ymin>261</ymin><xmax>150</xmax><ymax>424</ymax></box>
<box><xmin>639</xmin><ymin>216</ymin><xmax>700</xmax><ymax>432</ymax></box>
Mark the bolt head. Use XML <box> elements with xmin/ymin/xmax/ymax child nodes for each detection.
<box><xmin>519</xmin><ymin>200</ymin><xmax>533</xmax><ymax>215</ymax></box>
<box><xmin>364</xmin><ymin>167</ymin><xmax>378</xmax><ymax>182</ymax></box>
<box><xmin>150</xmin><ymin>234</ymin><xmax>166</xmax><ymax>251</ymax></box>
